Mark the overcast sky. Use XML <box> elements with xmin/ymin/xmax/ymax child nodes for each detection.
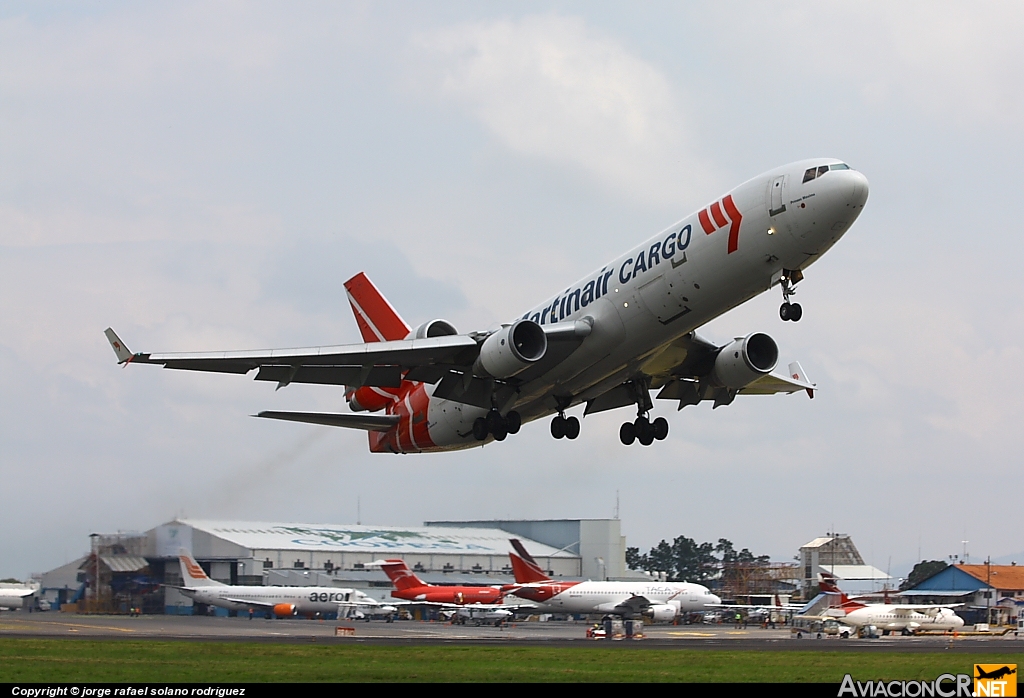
<box><xmin>3</xmin><ymin>2</ymin><xmax>1023</xmax><ymax>581</ymax></box>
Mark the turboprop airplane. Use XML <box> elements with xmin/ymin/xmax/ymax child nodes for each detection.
<box><xmin>818</xmin><ymin>573</ymin><xmax>964</xmax><ymax>636</ymax></box>
<box><xmin>105</xmin><ymin>158</ymin><xmax>868</xmax><ymax>452</ymax></box>
<box><xmin>505</xmin><ymin>539</ymin><xmax>722</xmax><ymax>621</ymax></box>
<box><xmin>175</xmin><ymin>552</ymin><xmax>397</xmax><ymax>619</ymax></box>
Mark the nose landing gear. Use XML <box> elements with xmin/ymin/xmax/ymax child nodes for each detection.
<box><xmin>472</xmin><ymin>409</ymin><xmax>521</xmax><ymax>442</ymax></box>
<box><xmin>779</xmin><ymin>269</ymin><xmax>803</xmax><ymax>322</ymax></box>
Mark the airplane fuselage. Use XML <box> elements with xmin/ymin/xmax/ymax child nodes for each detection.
<box><xmin>368</xmin><ymin>159</ymin><xmax>868</xmax><ymax>452</ymax></box>
<box><xmin>182</xmin><ymin>585</ymin><xmax>379</xmax><ymax>615</ymax></box>
<box><xmin>391</xmin><ymin>585</ymin><xmax>503</xmax><ymax>605</ymax></box>
<box><xmin>840</xmin><ymin>605</ymin><xmax>964</xmax><ymax>633</ymax></box>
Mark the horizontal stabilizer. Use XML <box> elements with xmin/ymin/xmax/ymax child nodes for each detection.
<box><xmin>255</xmin><ymin>411</ymin><xmax>399</xmax><ymax>432</ymax></box>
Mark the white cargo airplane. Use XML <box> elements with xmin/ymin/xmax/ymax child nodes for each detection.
<box><xmin>175</xmin><ymin>552</ymin><xmax>397</xmax><ymax>619</ymax></box>
<box><xmin>106</xmin><ymin>159</ymin><xmax>868</xmax><ymax>452</ymax></box>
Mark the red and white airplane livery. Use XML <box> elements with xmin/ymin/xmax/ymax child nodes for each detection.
<box><xmin>106</xmin><ymin>159</ymin><xmax>868</xmax><ymax>453</ymax></box>
<box><xmin>505</xmin><ymin>539</ymin><xmax>721</xmax><ymax>621</ymax></box>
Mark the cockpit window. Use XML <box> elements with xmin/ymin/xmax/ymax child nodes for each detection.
<box><xmin>804</xmin><ymin>163</ymin><xmax>851</xmax><ymax>184</ymax></box>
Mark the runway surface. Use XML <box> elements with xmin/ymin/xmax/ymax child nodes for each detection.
<box><xmin>2</xmin><ymin>612</ymin><xmax>1022</xmax><ymax>652</ymax></box>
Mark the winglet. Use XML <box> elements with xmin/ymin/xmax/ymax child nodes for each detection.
<box><xmin>104</xmin><ymin>328</ymin><xmax>134</xmax><ymax>364</ymax></box>
<box><xmin>788</xmin><ymin>361</ymin><xmax>814</xmax><ymax>399</ymax></box>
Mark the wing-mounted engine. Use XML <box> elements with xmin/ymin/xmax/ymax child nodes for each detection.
<box><xmin>708</xmin><ymin>332</ymin><xmax>779</xmax><ymax>389</ymax></box>
<box><xmin>410</xmin><ymin>319</ymin><xmax>459</xmax><ymax>339</ymax></box>
<box><xmin>643</xmin><ymin>603</ymin><xmax>678</xmax><ymax>622</ymax></box>
<box><xmin>273</xmin><ymin>603</ymin><xmax>297</xmax><ymax>617</ymax></box>
<box><xmin>472</xmin><ymin>320</ymin><xmax>547</xmax><ymax>379</ymax></box>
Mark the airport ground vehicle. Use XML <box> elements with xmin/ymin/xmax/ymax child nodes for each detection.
<box><xmin>791</xmin><ymin>615</ymin><xmax>843</xmax><ymax>639</ymax></box>
<box><xmin>106</xmin><ymin>159</ymin><xmax>868</xmax><ymax>453</ymax></box>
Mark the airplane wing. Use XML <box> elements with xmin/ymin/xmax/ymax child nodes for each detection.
<box><xmin>222</xmin><ymin>597</ymin><xmax>276</xmax><ymax>609</ymax></box>
<box><xmin>105</xmin><ymin>328</ymin><xmax>479</xmax><ymax>389</ymax></box>
<box><xmin>586</xmin><ymin>331</ymin><xmax>815</xmax><ymax>415</ymax></box>
<box><xmin>106</xmin><ymin>321</ymin><xmax>590</xmax><ymax>407</ymax></box>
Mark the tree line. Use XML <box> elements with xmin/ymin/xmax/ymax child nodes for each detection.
<box><xmin>626</xmin><ymin>536</ymin><xmax>770</xmax><ymax>584</ymax></box>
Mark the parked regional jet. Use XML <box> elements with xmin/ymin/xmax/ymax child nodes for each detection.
<box><xmin>506</xmin><ymin>539</ymin><xmax>721</xmax><ymax>621</ymax></box>
<box><xmin>175</xmin><ymin>552</ymin><xmax>397</xmax><ymax>619</ymax></box>
<box><xmin>370</xmin><ymin>559</ymin><xmax>517</xmax><ymax>625</ymax></box>
<box><xmin>371</xmin><ymin>559</ymin><xmax>506</xmax><ymax>605</ymax></box>
<box><xmin>106</xmin><ymin>159</ymin><xmax>868</xmax><ymax>452</ymax></box>
<box><xmin>818</xmin><ymin>573</ymin><xmax>964</xmax><ymax>636</ymax></box>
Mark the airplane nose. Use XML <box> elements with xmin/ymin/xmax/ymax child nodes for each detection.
<box><xmin>848</xmin><ymin>169</ymin><xmax>869</xmax><ymax>209</ymax></box>
<box><xmin>707</xmin><ymin>594</ymin><xmax>722</xmax><ymax>605</ymax></box>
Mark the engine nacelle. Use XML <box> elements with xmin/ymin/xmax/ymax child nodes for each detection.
<box><xmin>472</xmin><ymin>320</ymin><xmax>547</xmax><ymax>379</ymax></box>
<box><xmin>273</xmin><ymin>603</ymin><xmax>297</xmax><ymax>618</ymax></box>
<box><xmin>643</xmin><ymin>604</ymin><xmax>678</xmax><ymax>623</ymax></box>
<box><xmin>409</xmin><ymin>319</ymin><xmax>459</xmax><ymax>339</ymax></box>
<box><xmin>709</xmin><ymin>332</ymin><xmax>779</xmax><ymax>389</ymax></box>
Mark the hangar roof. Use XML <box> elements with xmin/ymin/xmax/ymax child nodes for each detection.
<box><xmin>177</xmin><ymin>520</ymin><xmax>574</xmax><ymax>558</ymax></box>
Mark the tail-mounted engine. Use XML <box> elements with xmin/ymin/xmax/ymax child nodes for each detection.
<box><xmin>410</xmin><ymin>319</ymin><xmax>459</xmax><ymax>339</ymax></box>
<box><xmin>473</xmin><ymin>320</ymin><xmax>547</xmax><ymax>379</ymax></box>
<box><xmin>709</xmin><ymin>332</ymin><xmax>778</xmax><ymax>389</ymax></box>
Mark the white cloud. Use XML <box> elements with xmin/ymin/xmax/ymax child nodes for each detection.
<box><xmin>416</xmin><ymin>15</ymin><xmax>718</xmax><ymax>205</ymax></box>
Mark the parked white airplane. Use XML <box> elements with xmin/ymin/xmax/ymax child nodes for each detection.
<box><xmin>175</xmin><ymin>552</ymin><xmax>397</xmax><ymax>619</ymax></box>
<box><xmin>819</xmin><ymin>573</ymin><xmax>964</xmax><ymax>636</ymax></box>
<box><xmin>106</xmin><ymin>159</ymin><xmax>868</xmax><ymax>452</ymax></box>
<box><xmin>0</xmin><ymin>586</ymin><xmax>35</xmax><ymax>610</ymax></box>
<box><xmin>506</xmin><ymin>539</ymin><xmax>721</xmax><ymax>621</ymax></box>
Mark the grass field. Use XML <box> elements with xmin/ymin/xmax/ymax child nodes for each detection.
<box><xmin>1</xmin><ymin>639</ymin><xmax>1022</xmax><ymax>682</ymax></box>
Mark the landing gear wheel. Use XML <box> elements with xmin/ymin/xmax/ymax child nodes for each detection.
<box><xmin>564</xmin><ymin>416</ymin><xmax>580</xmax><ymax>440</ymax></box>
<box><xmin>789</xmin><ymin>303</ymin><xmax>802</xmax><ymax>321</ymax></box>
<box><xmin>505</xmin><ymin>411</ymin><xmax>522</xmax><ymax>434</ymax></box>
<box><xmin>472</xmin><ymin>417</ymin><xmax>488</xmax><ymax>441</ymax></box>
<box><xmin>492</xmin><ymin>425</ymin><xmax>508</xmax><ymax>441</ymax></box>
<box><xmin>550</xmin><ymin>415</ymin><xmax>566</xmax><ymax>439</ymax></box>
<box><xmin>635</xmin><ymin>417</ymin><xmax>654</xmax><ymax>446</ymax></box>
<box><xmin>780</xmin><ymin>303</ymin><xmax>791</xmax><ymax>321</ymax></box>
<box><xmin>652</xmin><ymin>417</ymin><xmax>669</xmax><ymax>441</ymax></box>
<box><xmin>486</xmin><ymin>410</ymin><xmax>504</xmax><ymax>434</ymax></box>
<box><xmin>619</xmin><ymin>422</ymin><xmax>636</xmax><ymax>445</ymax></box>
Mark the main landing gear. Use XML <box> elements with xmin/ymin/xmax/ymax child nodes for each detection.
<box><xmin>779</xmin><ymin>269</ymin><xmax>803</xmax><ymax>322</ymax></box>
<box><xmin>473</xmin><ymin>409</ymin><xmax>521</xmax><ymax>442</ymax></box>
<box><xmin>619</xmin><ymin>412</ymin><xmax>668</xmax><ymax>446</ymax></box>
<box><xmin>550</xmin><ymin>412</ymin><xmax>580</xmax><ymax>440</ymax></box>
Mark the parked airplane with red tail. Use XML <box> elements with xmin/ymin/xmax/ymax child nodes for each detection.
<box><xmin>372</xmin><ymin>559</ymin><xmax>505</xmax><ymax>605</ymax></box>
<box><xmin>106</xmin><ymin>159</ymin><xmax>868</xmax><ymax>452</ymax></box>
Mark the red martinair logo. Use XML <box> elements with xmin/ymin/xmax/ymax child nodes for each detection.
<box><xmin>697</xmin><ymin>194</ymin><xmax>743</xmax><ymax>254</ymax></box>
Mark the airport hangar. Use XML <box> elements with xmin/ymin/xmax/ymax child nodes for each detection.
<box><xmin>41</xmin><ymin>518</ymin><xmax>630</xmax><ymax>615</ymax></box>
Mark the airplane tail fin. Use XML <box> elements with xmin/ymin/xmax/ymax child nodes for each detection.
<box><xmin>178</xmin><ymin>550</ymin><xmax>224</xmax><ymax>588</ymax></box>
<box><xmin>344</xmin><ymin>272</ymin><xmax>411</xmax><ymax>343</ymax></box>
<box><xmin>377</xmin><ymin>559</ymin><xmax>426</xmax><ymax>591</ymax></box>
<box><xmin>819</xmin><ymin>572</ymin><xmax>862</xmax><ymax>609</ymax></box>
<box><xmin>509</xmin><ymin>539</ymin><xmax>551</xmax><ymax>584</ymax></box>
